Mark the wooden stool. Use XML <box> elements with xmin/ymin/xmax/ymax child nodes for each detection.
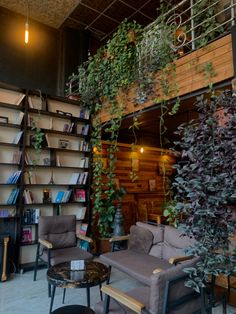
<box><xmin>51</xmin><ymin>305</ymin><xmax>95</xmax><ymax>314</ymax></box>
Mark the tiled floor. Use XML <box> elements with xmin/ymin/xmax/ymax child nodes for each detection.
<box><xmin>0</xmin><ymin>262</ymin><xmax>236</xmax><ymax>314</ymax></box>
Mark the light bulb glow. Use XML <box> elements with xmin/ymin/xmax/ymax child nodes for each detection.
<box><xmin>140</xmin><ymin>147</ymin><xmax>144</xmax><ymax>153</ymax></box>
<box><xmin>25</xmin><ymin>22</ymin><xmax>29</xmax><ymax>44</ymax></box>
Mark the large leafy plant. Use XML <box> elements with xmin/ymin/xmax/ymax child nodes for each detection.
<box><xmin>173</xmin><ymin>91</ymin><xmax>236</xmax><ymax>292</ymax></box>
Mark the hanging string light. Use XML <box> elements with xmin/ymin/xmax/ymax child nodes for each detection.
<box><xmin>25</xmin><ymin>0</ymin><xmax>29</xmax><ymax>44</ymax></box>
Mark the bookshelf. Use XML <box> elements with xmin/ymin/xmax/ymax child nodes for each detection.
<box><xmin>0</xmin><ymin>85</ymin><xmax>91</xmax><ymax>271</ymax></box>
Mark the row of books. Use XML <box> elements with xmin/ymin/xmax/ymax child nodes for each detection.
<box><xmin>78</xmin><ymin>140</ymin><xmax>90</xmax><ymax>152</ymax></box>
<box><xmin>77</xmin><ymin>124</ymin><xmax>89</xmax><ymax>136</ymax></box>
<box><xmin>21</xmin><ymin>208</ymin><xmax>40</xmax><ymax>224</ymax></box>
<box><xmin>79</xmin><ymin>157</ymin><xmax>89</xmax><ymax>168</ymax></box>
<box><xmin>6</xmin><ymin>188</ymin><xmax>20</xmax><ymax>204</ymax></box>
<box><xmin>69</xmin><ymin>172</ymin><xmax>88</xmax><ymax>185</ymax></box>
<box><xmin>11</xmin><ymin>151</ymin><xmax>22</xmax><ymax>164</ymax></box>
<box><xmin>0</xmin><ymin>209</ymin><xmax>15</xmax><ymax>217</ymax></box>
<box><xmin>55</xmin><ymin>190</ymin><xmax>72</xmax><ymax>203</ymax></box>
<box><xmin>55</xmin><ymin>189</ymin><xmax>86</xmax><ymax>203</ymax></box>
<box><xmin>6</xmin><ymin>170</ymin><xmax>22</xmax><ymax>184</ymax></box>
<box><xmin>79</xmin><ymin>108</ymin><xmax>90</xmax><ymax>120</ymax></box>
<box><xmin>23</xmin><ymin>189</ymin><xmax>34</xmax><ymax>204</ymax></box>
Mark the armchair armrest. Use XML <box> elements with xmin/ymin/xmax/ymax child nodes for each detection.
<box><xmin>169</xmin><ymin>255</ymin><xmax>193</xmax><ymax>265</ymax></box>
<box><xmin>109</xmin><ymin>235</ymin><xmax>130</xmax><ymax>243</ymax></box>
<box><xmin>152</xmin><ymin>268</ymin><xmax>162</xmax><ymax>274</ymax></box>
<box><xmin>38</xmin><ymin>238</ymin><xmax>53</xmax><ymax>249</ymax></box>
<box><xmin>101</xmin><ymin>285</ymin><xmax>145</xmax><ymax>314</ymax></box>
<box><xmin>76</xmin><ymin>233</ymin><xmax>93</xmax><ymax>244</ymax></box>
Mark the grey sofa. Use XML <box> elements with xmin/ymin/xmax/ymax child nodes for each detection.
<box><xmin>100</xmin><ymin>221</ymin><xmax>195</xmax><ymax>285</ymax></box>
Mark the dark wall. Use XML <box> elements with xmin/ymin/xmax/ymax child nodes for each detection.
<box><xmin>0</xmin><ymin>8</ymin><xmax>59</xmax><ymax>95</ymax></box>
<box><xmin>0</xmin><ymin>7</ymin><xmax>91</xmax><ymax>96</ymax></box>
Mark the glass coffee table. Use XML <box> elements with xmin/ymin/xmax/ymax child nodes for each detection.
<box><xmin>47</xmin><ymin>260</ymin><xmax>109</xmax><ymax>313</ymax></box>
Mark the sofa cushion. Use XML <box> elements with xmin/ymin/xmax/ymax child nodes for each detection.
<box><xmin>162</xmin><ymin>226</ymin><xmax>195</xmax><ymax>260</ymax></box>
<box><xmin>100</xmin><ymin>250</ymin><xmax>173</xmax><ymax>285</ymax></box>
<box><xmin>128</xmin><ymin>225</ymin><xmax>153</xmax><ymax>254</ymax></box>
<box><xmin>136</xmin><ymin>222</ymin><xmax>164</xmax><ymax>244</ymax></box>
<box><xmin>41</xmin><ymin>246</ymin><xmax>93</xmax><ymax>266</ymax></box>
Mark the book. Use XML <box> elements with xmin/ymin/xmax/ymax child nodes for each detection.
<box><xmin>62</xmin><ymin>189</ymin><xmax>72</xmax><ymax>203</ymax></box>
<box><xmin>69</xmin><ymin>173</ymin><xmax>80</xmax><ymax>185</ymax></box>
<box><xmin>21</xmin><ymin>226</ymin><xmax>32</xmax><ymax>243</ymax></box>
<box><xmin>6</xmin><ymin>188</ymin><xmax>16</xmax><ymax>204</ymax></box>
<box><xmin>14</xmin><ymin>111</ymin><xmax>24</xmax><ymax>125</ymax></box>
<box><xmin>22</xmin><ymin>208</ymin><xmax>40</xmax><ymax>224</ymax></box>
<box><xmin>15</xmin><ymin>93</ymin><xmax>25</xmax><ymax>106</ymax></box>
<box><xmin>77</xmin><ymin>207</ymin><xmax>86</xmax><ymax>220</ymax></box>
<box><xmin>12</xmin><ymin>131</ymin><xmax>23</xmax><ymax>144</ymax></box>
<box><xmin>79</xmin><ymin>223</ymin><xmax>88</xmax><ymax>235</ymax></box>
<box><xmin>23</xmin><ymin>189</ymin><xmax>34</xmax><ymax>204</ymax></box>
<box><xmin>55</xmin><ymin>191</ymin><xmax>65</xmax><ymax>203</ymax></box>
<box><xmin>79</xmin><ymin>157</ymin><xmax>86</xmax><ymax>168</ymax></box>
<box><xmin>6</xmin><ymin>170</ymin><xmax>22</xmax><ymax>184</ymax></box>
<box><xmin>74</xmin><ymin>189</ymin><xmax>86</xmax><ymax>202</ymax></box>
<box><xmin>81</xmin><ymin>124</ymin><xmax>89</xmax><ymax>136</ymax></box>
<box><xmin>11</xmin><ymin>151</ymin><xmax>22</xmax><ymax>164</ymax></box>
<box><xmin>25</xmin><ymin>152</ymin><xmax>33</xmax><ymax>165</ymax></box>
<box><xmin>28</xmin><ymin>95</ymin><xmax>42</xmax><ymax>110</ymax></box>
<box><xmin>82</xmin><ymin>172</ymin><xmax>88</xmax><ymax>185</ymax></box>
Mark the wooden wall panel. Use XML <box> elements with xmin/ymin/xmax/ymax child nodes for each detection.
<box><xmin>100</xmin><ymin>34</ymin><xmax>233</xmax><ymax>122</ymax></box>
<box><xmin>101</xmin><ymin>141</ymin><xmax>176</xmax><ymax>231</ymax></box>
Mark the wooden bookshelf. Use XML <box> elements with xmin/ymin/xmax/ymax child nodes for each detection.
<box><xmin>0</xmin><ymin>85</ymin><xmax>91</xmax><ymax>271</ymax></box>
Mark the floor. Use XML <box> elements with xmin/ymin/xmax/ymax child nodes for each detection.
<box><xmin>0</xmin><ymin>261</ymin><xmax>236</xmax><ymax>314</ymax></box>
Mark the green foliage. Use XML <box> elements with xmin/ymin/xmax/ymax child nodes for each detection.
<box><xmin>173</xmin><ymin>91</ymin><xmax>236</xmax><ymax>291</ymax></box>
<box><xmin>193</xmin><ymin>0</ymin><xmax>224</xmax><ymax>48</ymax></box>
<box><xmin>163</xmin><ymin>200</ymin><xmax>178</xmax><ymax>227</ymax></box>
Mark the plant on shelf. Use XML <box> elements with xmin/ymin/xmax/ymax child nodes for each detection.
<box><xmin>173</xmin><ymin>91</ymin><xmax>236</xmax><ymax>292</ymax></box>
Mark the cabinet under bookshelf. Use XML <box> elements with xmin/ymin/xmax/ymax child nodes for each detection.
<box><xmin>0</xmin><ymin>85</ymin><xmax>92</xmax><ymax>272</ymax></box>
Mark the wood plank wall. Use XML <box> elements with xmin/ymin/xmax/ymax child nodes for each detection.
<box><xmin>101</xmin><ymin>141</ymin><xmax>176</xmax><ymax>232</ymax></box>
<box><xmin>100</xmin><ymin>34</ymin><xmax>233</xmax><ymax>122</ymax></box>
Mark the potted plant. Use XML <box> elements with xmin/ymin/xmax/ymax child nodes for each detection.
<box><xmin>173</xmin><ymin>91</ymin><xmax>236</xmax><ymax>293</ymax></box>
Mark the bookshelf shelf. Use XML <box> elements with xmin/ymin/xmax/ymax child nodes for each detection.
<box><xmin>0</xmin><ymin>122</ymin><xmax>22</xmax><ymax>129</ymax></box>
<box><xmin>0</xmin><ymin>85</ymin><xmax>91</xmax><ymax>271</ymax></box>
<box><xmin>0</xmin><ymin>102</ymin><xmax>23</xmax><ymax>110</ymax></box>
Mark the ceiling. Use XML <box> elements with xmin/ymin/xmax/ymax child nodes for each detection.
<box><xmin>0</xmin><ymin>0</ymin><xmax>179</xmax><ymax>41</ymax></box>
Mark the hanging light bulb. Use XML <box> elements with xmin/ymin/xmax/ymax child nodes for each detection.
<box><xmin>140</xmin><ymin>146</ymin><xmax>144</xmax><ymax>153</ymax></box>
<box><xmin>24</xmin><ymin>1</ymin><xmax>29</xmax><ymax>44</ymax></box>
<box><xmin>25</xmin><ymin>21</ymin><xmax>29</xmax><ymax>44</ymax></box>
